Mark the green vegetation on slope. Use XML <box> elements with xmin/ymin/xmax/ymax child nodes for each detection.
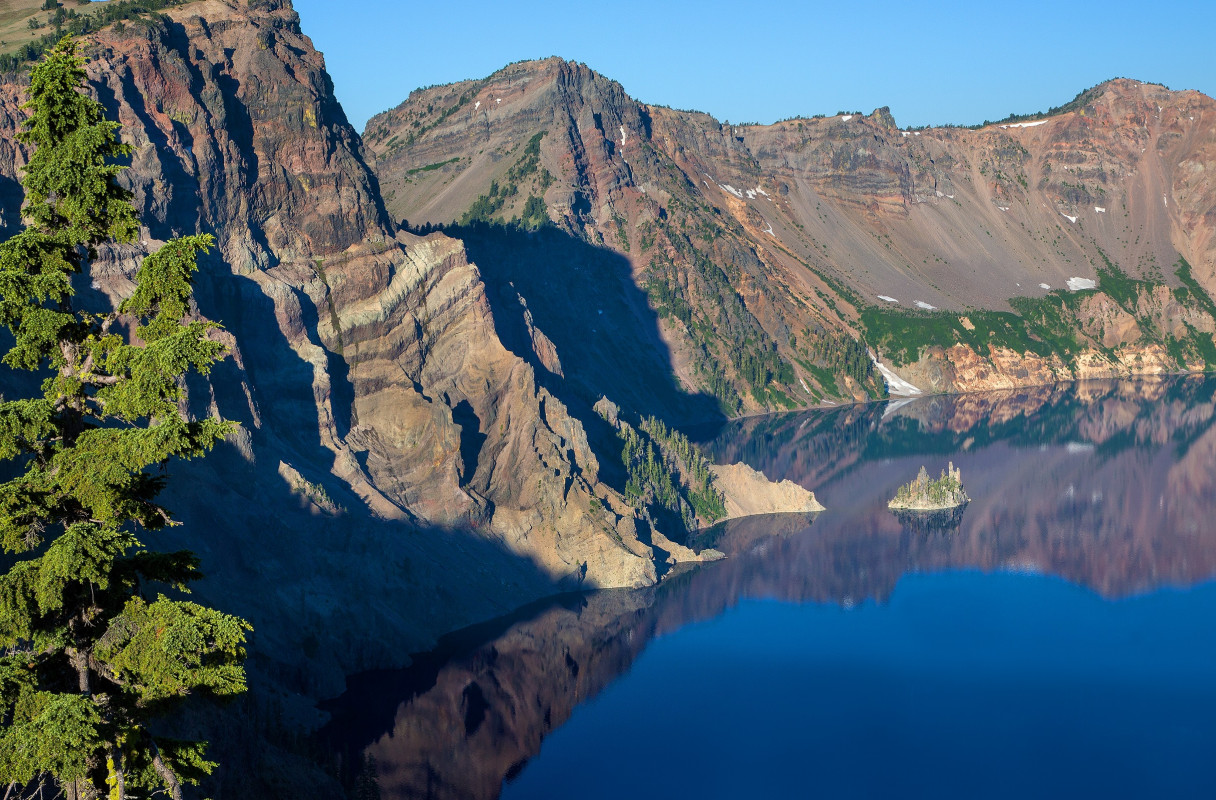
<box><xmin>461</xmin><ymin>131</ymin><xmax>554</xmax><ymax>230</ymax></box>
<box><xmin>406</xmin><ymin>157</ymin><xmax>462</xmax><ymax>175</ymax></box>
<box><xmin>1174</xmin><ymin>256</ymin><xmax>1216</xmax><ymax>319</ymax></box>
<box><xmin>609</xmin><ymin>412</ymin><xmax>726</xmax><ymax>535</ymax></box>
<box><xmin>638</xmin><ymin>416</ymin><xmax>726</xmax><ymax>524</ymax></box>
<box><xmin>644</xmin><ymin>236</ymin><xmax>799</xmax><ymax>413</ymax></box>
<box><xmin>0</xmin><ymin>0</ymin><xmax>189</xmax><ymax>72</ymax></box>
<box><xmin>862</xmin><ymin>305</ymin><xmax>1059</xmax><ymax>364</ymax></box>
<box><xmin>971</xmin><ymin>81</ymin><xmax>1111</xmax><ymax>129</ymax></box>
<box><xmin>890</xmin><ymin>465</ymin><xmax>967</xmax><ymax>508</ymax></box>
<box><xmin>863</xmin><ymin>253</ymin><xmax>1216</xmax><ymax>370</ymax></box>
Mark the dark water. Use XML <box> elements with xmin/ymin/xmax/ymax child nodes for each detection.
<box><xmin>323</xmin><ymin>378</ymin><xmax>1216</xmax><ymax>799</ymax></box>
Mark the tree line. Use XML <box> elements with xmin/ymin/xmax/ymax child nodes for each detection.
<box><xmin>617</xmin><ymin>414</ymin><xmax>726</xmax><ymax>535</ymax></box>
<box><xmin>0</xmin><ymin>1</ymin><xmax>187</xmax><ymax>74</ymax></box>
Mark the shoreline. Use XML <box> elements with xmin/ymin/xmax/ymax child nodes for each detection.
<box><xmin>715</xmin><ymin>370</ymin><xmax>1208</xmax><ymax>425</ymax></box>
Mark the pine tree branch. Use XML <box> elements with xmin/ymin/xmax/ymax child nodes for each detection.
<box><xmin>147</xmin><ymin>737</ymin><xmax>183</xmax><ymax>800</ymax></box>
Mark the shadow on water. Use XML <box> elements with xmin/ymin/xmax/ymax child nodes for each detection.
<box><xmin>318</xmin><ymin>375</ymin><xmax>1216</xmax><ymax>800</ymax></box>
<box><xmin>315</xmin><ymin>592</ymin><xmax>591</xmax><ymax>784</ymax></box>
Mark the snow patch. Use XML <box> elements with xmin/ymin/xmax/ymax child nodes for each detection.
<box><xmin>762</xmin><ymin>222</ymin><xmax>775</xmax><ymax>237</ymax></box>
<box><xmin>619</xmin><ymin>125</ymin><xmax>627</xmax><ymax>147</ymax></box>
<box><xmin>1067</xmin><ymin>277</ymin><xmax>1096</xmax><ymax>291</ymax></box>
<box><xmin>1163</xmin><ymin>194</ymin><xmax>1168</xmax><ymax>207</ymax></box>
<box><xmin>871</xmin><ymin>356</ymin><xmax>922</xmax><ymax>396</ymax></box>
<box><xmin>474</xmin><ymin>101</ymin><xmax>481</xmax><ymax>110</ymax></box>
<box><xmin>841</xmin><ymin>115</ymin><xmax>853</xmax><ymax>121</ymax></box>
<box><xmin>755</xmin><ymin>187</ymin><xmax>769</xmax><ymax>197</ymax></box>
<box><xmin>1061</xmin><ymin>212</ymin><xmax>1077</xmax><ymax>223</ymax></box>
<box><xmin>1039</xmin><ymin>283</ymin><xmax>1051</xmax><ymax>290</ymax></box>
<box><xmin>1094</xmin><ymin>206</ymin><xmax>1106</xmax><ymax>213</ymax></box>
<box><xmin>915</xmin><ymin>301</ymin><xmax>937</xmax><ymax>310</ymax></box>
<box><xmin>877</xmin><ymin>295</ymin><xmax>898</xmax><ymax>303</ymax></box>
<box><xmin>746</xmin><ymin>189</ymin><xmax>757</xmax><ymax>199</ymax></box>
<box><xmin>495</xmin><ymin>98</ymin><xmax>501</xmax><ymax>104</ymax></box>
<box><xmin>1065</xmin><ymin>442</ymin><xmax>1095</xmax><ymax>455</ymax></box>
<box><xmin>946</xmin><ymin>194</ymin><xmax>954</xmax><ymax>199</ymax></box>
<box><xmin>799</xmin><ymin>378</ymin><xmax>812</xmax><ymax>396</ymax></box>
<box><xmin>720</xmin><ymin>184</ymin><xmax>744</xmax><ymax>198</ymax></box>
<box><xmin>1000</xmin><ymin>119</ymin><xmax>1049</xmax><ymax>129</ymax></box>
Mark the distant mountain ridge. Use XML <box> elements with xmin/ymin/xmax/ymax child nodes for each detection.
<box><xmin>365</xmin><ymin>59</ymin><xmax>1216</xmax><ymax>404</ymax></box>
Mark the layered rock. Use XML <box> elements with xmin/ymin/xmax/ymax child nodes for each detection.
<box><xmin>367</xmin><ymin>62</ymin><xmax>1216</xmax><ymax>401</ymax></box>
<box><xmin>0</xmin><ymin>1</ymin><xmax>674</xmax><ymax>704</ymax></box>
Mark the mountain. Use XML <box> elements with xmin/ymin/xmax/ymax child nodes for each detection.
<box><xmin>0</xmin><ymin>2</ymin><xmax>1210</xmax><ymax>795</ymax></box>
<box><xmin>365</xmin><ymin>59</ymin><xmax>1216</xmax><ymax>403</ymax></box>
<box><xmin>0</xmin><ymin>0</ymin><xmax>726</xmax><ymax>725</ymax></box>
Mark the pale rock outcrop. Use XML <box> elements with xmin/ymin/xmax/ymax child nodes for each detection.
<box><xmin>709</xmin><ymin>462</ymin><xmax>825</xmax><ymax>519</ymax></box>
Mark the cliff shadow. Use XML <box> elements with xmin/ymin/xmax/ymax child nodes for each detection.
<box><xmin>314</xmin><ymin>591</ymin><xmax>592</xmax><ymax>787</ymax></box>
<box><xmin>159</xmin><ymin>467</ymin><xmax>572</xmax><ymax>800</ymax></box>
<box><xmin>418</xmin><ymin>220</ymin><xmax>727</xmax><ymax>434</ymax></box>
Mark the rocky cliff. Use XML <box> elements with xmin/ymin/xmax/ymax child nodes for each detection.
<box><xmin>366</xmin><ymin>61</ymin><xmax>1216</xmax><ymax>402</ymax></box>
<box><xmin>0</xmin><ymin>1</ymin><xmax>714</xmax><ymax>711</ymax></box>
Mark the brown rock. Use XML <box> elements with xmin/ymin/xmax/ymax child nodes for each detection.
<box><xmin>709</xmin><ymin>462</ymin><xmax>825</xmax><ymax>519</ymax></box>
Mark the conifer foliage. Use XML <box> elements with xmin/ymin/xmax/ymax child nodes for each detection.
<box><xmin>0</xmin><ymin>39</ymin><xmax>249</xmax><ymax>800</ymax></box>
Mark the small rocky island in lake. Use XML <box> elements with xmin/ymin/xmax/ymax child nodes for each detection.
<box><xmin>889</xmin><ymin>463</ymin><xmax>969</xmax><ymax>511</ymax></box>
<box><xmin>889</xmin><ymin>463</ymin><xmax>970</xmax><ymax>534</ymax></box>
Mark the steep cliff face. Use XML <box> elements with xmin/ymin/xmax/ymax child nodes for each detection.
<box><xmin>368</xmin><ymin>59</ymin><xmax>882</xmax><ymax>415</ymax></box>
<box><xmin>367</xmin><ymin>62</ymin><xmax>1216</xmax><ymax>401</ymax></box>
<box><xmin>0</xmin><ymin>1</ymin><xmax>686</xmax><ymax>704</ymax></box>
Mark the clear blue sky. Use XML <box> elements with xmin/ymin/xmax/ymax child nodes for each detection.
<box><xmin>292</xmin><ymin>0</ymin><xmax>1216</xmax><ymax>134</ymax></box>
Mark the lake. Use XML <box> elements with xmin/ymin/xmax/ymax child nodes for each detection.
<box><xmin>322</xmin><ymin>378</ymin><xmax>1216</xmax><ymax>799</ymax></box>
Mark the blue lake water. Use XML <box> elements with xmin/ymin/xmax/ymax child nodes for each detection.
<box><xmin>503</xmin><ymin>575</ymin><xmax>1216</xmax><ymax>799</ymax></box>
<box><xmin>323</xmin><ymin>379</ymin><xmax>1216</xmax><ymax>799</ymax></box>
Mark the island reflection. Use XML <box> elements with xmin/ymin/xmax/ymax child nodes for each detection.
<box><xmin>321</xmin><ymin>377</ymin><xmax>1216</xmax><ymax>799</ymax></box>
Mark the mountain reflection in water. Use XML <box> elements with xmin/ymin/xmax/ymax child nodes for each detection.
<box><xmin>320</xmin><ymin>378</ymin><xmax>1216</xmax><ymax>799</ymax></box>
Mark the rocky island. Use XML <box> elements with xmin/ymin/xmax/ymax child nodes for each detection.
<box><xmin>889</xmin><ymin>463</ymin><xmax>970</xmax><ymax>534</ymax></box>
<box><xmin>890</xmin><ymin>463</ymin><xmax>969</xmax><ymax>510</ymax></box>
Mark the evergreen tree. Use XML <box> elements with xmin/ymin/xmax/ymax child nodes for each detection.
<box><xmin>0</xmin><ymin>38</ymin><xmax>249</xmax><ymax>799</ymax></box>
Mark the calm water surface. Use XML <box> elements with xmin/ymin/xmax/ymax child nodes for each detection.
<box><xmin>323</xmin><ymin>378</ymin><xmax>1216</xmax><ymax>799</ymax></box>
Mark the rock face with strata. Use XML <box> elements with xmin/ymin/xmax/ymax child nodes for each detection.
<box><xmin>0</xmin><ymin>1</ymin><xmax>675</xmax><ymax>708</ymax></box>
<box><xmin>368</xmin><ymin>61</ymin><xmax>1216</xmax><ymax>401</ymax></box>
